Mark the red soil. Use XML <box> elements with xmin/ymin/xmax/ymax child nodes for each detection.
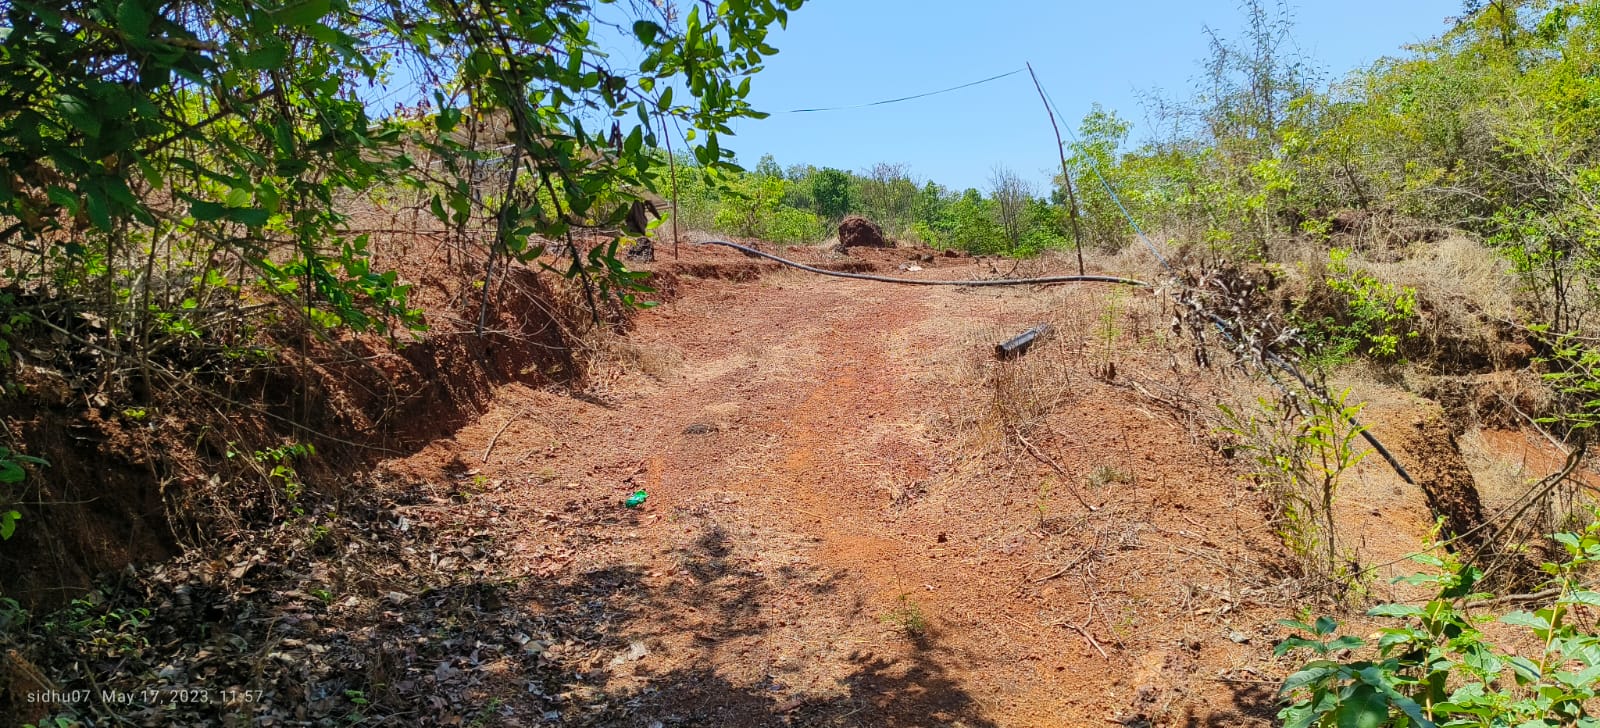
<box><xmin>380</xmin><ymin>244</ymin><xmax>1293</xmax><ymax>726</ymax></box>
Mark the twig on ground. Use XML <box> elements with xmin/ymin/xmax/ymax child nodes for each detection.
<box><xmin>1032</xmin><ymin>548</ymin><xmax>1097</xmax><ymax>584</ymax></box>
<box><xmin>482</xmin><ymin>407</ymin><xmax>530</xmax><ymax>463</ymax></box>
<box><xmin>1059</xmin><ymin>620</ymin><xmax>1108</xmax><ymax>658</ymax></box>
<box><xmin>1464</xmin><ymin>588</ymin><xmax>1563</xmax><ymax>609</ymax></box>
<box><xmin>1010</xmin><ymin>426</ymin><xmax>1101</xmax><ymax>512</ymax></box>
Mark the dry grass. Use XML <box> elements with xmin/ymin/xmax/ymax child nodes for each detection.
<box><xmin>1084</xmin><ymin>233</ymin><xmax>1188</xmax><ymax>282</ymax></box>
<box><xmin>938</xmin><ymin>315</ymin><xmax>1078</xmax><ymax>458</ymax></box>
<box><xmin>586</xmin><ymin>335</ymin><xmax>685</xmax><ymax>383</ymax></box>
<box><xmin>943</xmin><ymin>284</ymin><xmax>1174</xmax><ymax>458</ymax></box>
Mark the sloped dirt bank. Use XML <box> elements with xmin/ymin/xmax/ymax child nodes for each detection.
<box><xmin>0</xmin><ymin>260</ymin><xmax>587</xmax><ymax>611</ymax></box>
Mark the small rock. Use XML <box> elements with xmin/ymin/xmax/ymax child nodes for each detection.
<box><xmin>1228</xmin><ymin>631</ymin><xmax>1251</xmax><ymax>644</ymax></box>
<box><xmin>609</xmin><ymin>641</ymin><xmax>649</xmax><ymax>666</ymax></box>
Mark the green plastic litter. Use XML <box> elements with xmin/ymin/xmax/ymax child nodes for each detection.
<box><xmin>625</xmin><ymin>490</ymin><xmax>648</xmax><ymax>508</ymax></box>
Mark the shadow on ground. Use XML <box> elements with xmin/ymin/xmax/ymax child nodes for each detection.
<box><xmin>1182</xmin><ymin>681</ymin><xmax>1278</xmax><ymax>727</ymax></box>
<box><xmin>529</xmin><ymin>512</ymin><xmax>1000</xmax><ymax>728</ymax></box>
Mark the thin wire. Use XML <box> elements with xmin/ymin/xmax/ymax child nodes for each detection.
<box><xmin>779</xmin><ymin>68</ymin><xmax>1026</xmax><ymax>114</ymax></box>
<box><xmin>1039</xmin><ymin>86</ymin><xmax>1176</xmax><ymax>276</ymax></box>
<box><xmin>1030</xmin><ymin>70</ymin><xmax>1414</xmax><ymax>485</ymax></box>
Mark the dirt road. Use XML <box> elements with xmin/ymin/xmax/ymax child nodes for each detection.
<box><xmin>386</xmin><ymin>249</ymin><xmax>1290</xmax><ymax>726</ymax></box>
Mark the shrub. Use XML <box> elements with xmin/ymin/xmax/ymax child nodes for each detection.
<box><xmin>1277</xmin><ymin>517</ymin><xmax>1600</xmax><ymax>726</ymax></box>
<box><xmin>1298</xmin><ymin>248</ymin><xmax>1421</xmax><ymax>367</ymax></box>
<box><xmin>1220</xmin><ymin>387</ymin><xmax>1370</xmax><ymax>593</ymax></box>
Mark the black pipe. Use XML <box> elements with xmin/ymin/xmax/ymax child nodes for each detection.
<box><xmin>694</xmin><ymin>241</ymin><xmax>1150</xmax><ymax>288</ymax></box>
<box><xmin>995</xmin><ymin>324</ymin><xmax>1053</xmax><ymax>360</ymax></box>
<box><xmin>686</xmin><ymin>239</ymin><xmax>1419</xmax><ymax>488</ymax></box>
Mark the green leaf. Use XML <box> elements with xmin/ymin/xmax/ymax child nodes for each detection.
<box><xmin>436</xmin><ymin>107</ymin><xmax>462</xmax><ymax>134</ymax></box>
<box><xmin>45</xmin><ymin>187</ymin><xmax>80</xmax><ymax>216</ymax></box>
<box><xmin>0</xmin><ymin>460</ymin><xmax>25</xmax><ymax>484</ymax></box>
<box><xmin>1279</xmin><ymin>619</ymin><xmax>1319</xmax><ymax>633</ymax></box>
<box><xmin>1279</xmin><ymin>702</ymin><xmax>1318</xmax><ymax>728</ymax></box>
<box><xmin>1281</xmin><ymin>666</ymin><xmax>1338</xmax><ymax>694</ymax></box>
<box><xmin>1565</xmin><ymin>590</ymin><xmax>1600</xmax><ymax>607</ymax></box>
<box><xmin>1314</xmin><ymin>616</ymin><xmax>1338</xmax><ymax>636</ymax></box>
<box><xmin>1501</xmin><ymin>611</ymin><xmax>1552</xmax><ymax>632</ymax></box>
<box><xmin>56</xmin><ymin>94</ymin><xmax>101</xmax><ymax>137</ymax></box>
<box><xmin>447</xmin><ymin>192</ymin><xmax>470</xmax><ymax>223</ymax></box>
<box><xmin>1335</xmin><ymin>684</ymin><xmax>1389</xmax><ymax>728</ymax></box>
<box><xmin>276</xmin><ymin>0</ymin><xmax>332</xmax><ymax>27</ymax></box>
<box><xmin>117</xmin><ymin>0</ymin><xmax>152</xmax><ymax>39</ymax></box>
<box><xmin>133</xmin><ymin>153</ymin><xmax>163</xmax><ymax>188</ymax></box>
<box><xmin>1326</xmin><ymin>636</ymin><xmax>1366</xmax><ymax>651</ymax></box>
<box><xmin>429</xmin><ymin>195</ymin><xmax>448</xmax><ymax>225</ymax></box>
<box><xmin>0</xmin><ymin>511</ymin><xmax>18</xmax><ymax>540</ymax></box>
<box><xmin>239</xmin><ymin>42</ymin><xmax>288</xmax><ymax>70</ymax></box>
<box><xmin>225</xmin><ymin>208</ymin><xmax>269</xmax><ymax>226</ymax></box>
<box><xmin>632</xmin><ymin>20</ymin><xmax>661</xmax><ymax>45</ymax></box>
<box><xmin>84</xmin><ymin>191</ymin><xmax>112</xmax><ymax>231</ymax></box>
<box><xmin>1507</xmin><ymin>655</ymin><xmax>1543</xmax><ymax>684</ymax></box>
<box><xmin>190</xmin><ymin>200</ymin><xmax>226</xmax><ymax>222</ymax></box>
<box><xmin>1367</xmin><ymin>604</ymin><xmax>1425</xmax><ymax>618</ymax></box>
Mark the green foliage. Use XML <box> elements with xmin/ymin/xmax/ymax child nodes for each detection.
<box><xmin>708</xmin><ymin>170</ymin><xmax>825</xmax><ymax>243</ymax></box>
<box><xmin>857</xmin><ymin>163</ymin><xmax>920</xmax><ymax>234</ymax></box>
<box><xmin>809</xmin><ymin>168</ymin><xmax>856</xmax><ymax>222</ymax></box>
<box><xmin>0</xmin><ymin>446</ymin><xmax>47</xmax><ymax>485</ymax></box>
<box><xmin>665</xmin><ymin>155</ymin><xmax>1081</xmax><ymax>256</ymax></box>
<box><xmin>0</xmin><ymin>0</ymin><xmax>804</xmax><ymax>368</ymax></box>
<box><xmin>928</xmin><ymin>188</ymin><xmax>1007</xmax><ymax>254</ymax></box>
<box><xmin>881</xmin><ymin>593</ymin><xmax>928</xmax><ymax>636</ymax></box>
<box><xmin>1278</xmin><ymin>516</ymin><xmax>1600</xmax><ymax>727</ymax></box>
<box><xmin>39</xmin><ymin>596</ymin><xmax>153</xmax><ymax>657</ymax></box>
<box><xmin>1063</xmin><ymin>104</ymin><xmax>1138</xmax><ymax>251</ymax></box>
<box><xmin>228</xmin><ymin>441</ymin><xmax>315</xmax><ymax>515</ymax></box>
<box><xmin>1082</xmin><ymin>0</ymin><xmax>1600</xmax><ymax>344</ymax></box>
<box><xmin>1531</xmin><ymin>328</ymin><xmax>1600</xmax><ymax>432</ymax></box>
<box><xmin>0</xmin><ymin>446</ymin><xmax>47</xmax><ymax>541</ymax></box>
<box><xmin>1299</xmin><ymin>249</ymin><xmax>1421</xmax><ymax>366</ymax></box>
<box><xmin>1220</xmin><ymin>388</ymin><xmax>1370</xmax><ymax>592</ymax></box>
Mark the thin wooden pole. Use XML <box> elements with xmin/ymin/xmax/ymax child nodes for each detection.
<box><xmin>1026</xmin><ymin>62</ymin><xmax>1086</xmax><ymax>276</ymax></box>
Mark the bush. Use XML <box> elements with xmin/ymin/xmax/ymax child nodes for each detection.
<box><xmin>762</xmin><ymin>207</ymin><xmax>827</xmax><ymax>245</ymax></box>
<box><xmin>1277</xmin><ymin>516</ymin><xmax>1600</xmax><ymax>727</ymax></box>
<box><xmin>1297</xmin><ymin>248</ymin><xmax>1421</xmax><ymax>367</ymax></box>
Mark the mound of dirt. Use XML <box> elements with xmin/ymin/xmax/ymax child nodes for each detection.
<box><xmin>837</xmin><ymin>215</ymin><xmax>891</xmax><ymax>249</ymax></box>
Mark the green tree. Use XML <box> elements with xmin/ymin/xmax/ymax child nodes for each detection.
<box><xmin>1065</xmin><ymin>104</ymin><xmax>1137</xmax><ymax>251</ymax></box>
<box><xmin>0</xmin><ymin>0</ymin><xmax>806</xmax><ymax>359</ymax></box>
<box><xmin>810</xmin><ymin>167</ymin><xmax>855</xmax><ymax>222</ymax></box>
<box><xmin>937</xmin><ymin>189</ymin><xmax>1005</xmax><ymax>254</ymax></box>
<box><xmin>856</xmin><ymin>162</ymin><xmax>919</xmax><ymax>234</ymax></box>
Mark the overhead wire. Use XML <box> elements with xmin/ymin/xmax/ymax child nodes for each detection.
<box><xmin>778</xmin><ymin>68</ymin><xmax>1026</xmax><ymax>114</ymax></box>
<box><xmin>1041</xmin><ymin>68</ymin><xmax>1417</xmax><ymax>486</ymax></box>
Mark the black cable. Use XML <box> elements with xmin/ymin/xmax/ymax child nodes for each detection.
<box><xmin>778</xmin><ymin>68</ymin><xmax>1026</xmax><ymax>114</ymax></box>
<box><xmin>1028</xmin><ymin>66</ymin><xmax>1417</xmax><ymax>487</ymax></box>
<box><xmin>695</xmin><ymin>240</ymin><xmax>1149</xmax><ymax>288</ymax></box>
<box><xmin>696</xmin><ymin>239</ymin><xmax>1418</xmax><ymax>487</ymax></box>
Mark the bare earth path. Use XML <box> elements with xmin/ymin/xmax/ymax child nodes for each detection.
<box><xmin>384</xmin><ymin>250</ymin><xmax>1293</xmax><ymax>727</ymax></box>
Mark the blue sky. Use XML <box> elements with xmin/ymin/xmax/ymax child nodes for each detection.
<box><xmin>717</xmin><ymin>0</ymin><xmax>1463</xmax><ymax>192</ymax></box>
